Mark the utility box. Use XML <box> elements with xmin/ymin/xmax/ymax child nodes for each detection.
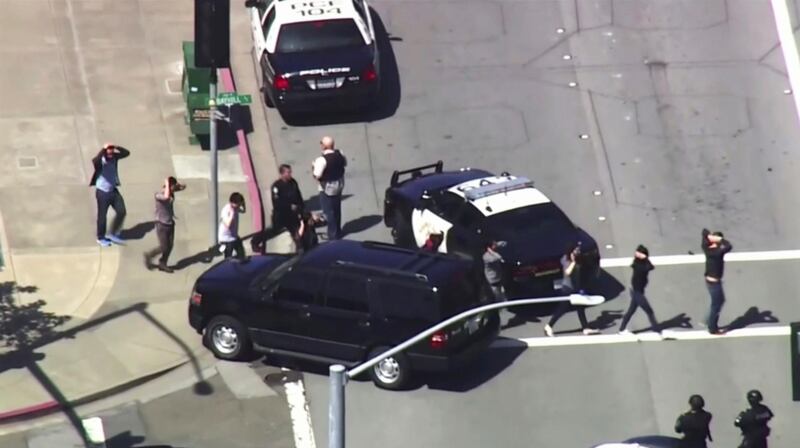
<box><xmin>792</xmin><ymin>322</ymin><xmax>800</xmax><ymax>401</ymax></box>
<box><xmin>182</xmin><ymin>41</ymin><xmax>211</xmax><ymax>144</ymax></box>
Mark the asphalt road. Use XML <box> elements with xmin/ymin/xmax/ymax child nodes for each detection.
<box><xmin>258</xmin><ymin>0</ymin><xmax>800</xmax><ymax>446</ymax></box>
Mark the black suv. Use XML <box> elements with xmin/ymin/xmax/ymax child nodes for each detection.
<box><xmin>188</xmin><ymin>240</ymin><xmax>499</xmax><ymax>389</ymax></box>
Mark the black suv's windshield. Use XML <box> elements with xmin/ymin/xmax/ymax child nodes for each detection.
<box><xmin>277</xmin><ymin>19</ymin><xmax>364</xmax><ymax>53</ymax></box>
<box><xmin>486</xmin><ymin>203</ymin><xmax>573</xmax><ymax>233</ymax></box>
<box><xmin>259</xmin><ymin>254</ymin><xmax>301</xmax><ymax>288</ymax></box>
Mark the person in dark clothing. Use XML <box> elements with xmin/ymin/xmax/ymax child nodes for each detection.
<box><xmin>702</xmin><ymin>228</ymin><xmax>733</xmax><ymax>334</ymax></box>
<box><xmin>144</xmin><ymin>177</ymin><xmax>185</xmax><ymax>273</ymax></box>
<box><xmin>544</xmin><ymin>243</ymin><xmax>599</xmax><ymax>337</ymax></box>
<box><xmin>618</xmin><ymin>245</ymin><xmax>660</xmax><ymax>336</ymax></box>
<box><xmin>312</xmin><ymin>136</ymin><xmax>347</xmax><ymax>240</ymax></box>
<box><xmin>271</xmin><ymin>164</ymin><xmax>304</xmax><ymax>236</ymax></box>
<box><xmin>735</xmin><ymin>390</ymin><xmax>773</xmax><ymax>448</ymax></box>
<box><xmin>89</xmin><ymin>143</ymin><xmax>130</xmax><ymax>246</ymax></box>
<box><xmin>482</xmin><ymin>240</ymin><xmax>506</xmax><ymax>301</ymax></box>
<box><xmin>295</xmin><ymin>211</ymin><xmax>320</xmax><ymax>254</ymax></box>
<box><xmin>675</xmin><ymin>394</ymin><xmax>713</xmax><ymax>448</ymax></box>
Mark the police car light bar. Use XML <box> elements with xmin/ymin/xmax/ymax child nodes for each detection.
<box><xmin>464</xmin><ymin>177</ymin><xmax>534</xmax><ymax>201</ymax></box>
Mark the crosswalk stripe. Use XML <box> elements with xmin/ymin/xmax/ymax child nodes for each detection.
<box><xmin>600</xmin><ymin>249</ymin><xmax>800</xmax><ymax>268</ymax></box>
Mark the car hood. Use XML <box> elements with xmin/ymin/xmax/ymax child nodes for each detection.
<box><xmin>271</xmin><ymin>46</ymin><xmax>374</xmax><ymax>76</ymax></box>
<box><xmin>197</xmin><ymin>255</ymin><xmax>289</xmax><ymax>288</ymax></box>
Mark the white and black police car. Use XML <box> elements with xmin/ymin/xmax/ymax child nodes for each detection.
<box><xmin>383</xmin><ymin>161</ymin><xmax>601</xmax><ymax>297</ymax></box>
<box><xmin>592</xmin><ymin>436</ymin><xmax>680</xmax><ymax>448</ymax></box>
<box><xmin>246</xmin><ymin>0</ymin><xmax>380</xmax><ymax>113</ymax></box>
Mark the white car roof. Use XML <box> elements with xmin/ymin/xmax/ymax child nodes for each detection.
<box><xmin>447</xmin><ymin>175</ymin><xmax>551</xmax><ymax>217</ymax></box>
<box><xmin>274</xmin><ymin>0</ymin><xmax>358</xmax><ymax>24</ymax></box>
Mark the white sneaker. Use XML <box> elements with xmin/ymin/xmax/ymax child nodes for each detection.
<box><xmin>544</xmin><ymin>324</ymin><xmax>554</xmax><ymax>337</ymax></box>
<box><xmin>583</xmin><ymin>328</ymin><xmax>600</xmax><ymax>335</ymax></box>
<box><xmin>618</xmin><ymin>329</ymin><xmax>634</xmax><ymax>336</ymax></box>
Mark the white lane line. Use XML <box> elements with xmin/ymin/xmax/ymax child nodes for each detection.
<box><xmin>600</xmin><ymin>250</ymin><xmax>800</xmax><ymax>268</ymax></box>
<box><xmin>216</xmin><ymin>360</ymin><xmax>277</xmax><ymax>399</ymax></box>
<box><xmin>493</xmin><ymin>325</ymin><xmax>791</xmax><ymax>348</ymax></box>
<box><xmin>285</xmin><ymin>377</ymin><xmax>317</xmax><ymax>448</ymax></box>
<box><xmin>770</xmin><ymin>0</ymin><xmax>800</xmax><ymax>122</ymax></box>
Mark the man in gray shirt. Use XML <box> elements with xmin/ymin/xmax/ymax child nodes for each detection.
<box><xmin>483</xmin><ymin>240</ymin><xmax>506</xmax><ymax>301</ymax></box>
<box><xmin>144</xmin><ymin>176</ymin><xmax>185</xmax><ymax>273</ymax></box>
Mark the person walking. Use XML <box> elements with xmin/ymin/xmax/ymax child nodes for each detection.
<box><xmin>144</xmin><ymin>177</ymin><xmax>185</xmax><ymax>273</ymax></box>
<box><xmin>702</xmin><ymin>228</ymin><xmax>733</xmax><ymax>334</ymax></box>
<box><xmin>89</xmin><ymin>142</ymin><xmax>130</xmax><ymax>247</ymax></box>
<box><xmin>675</xmin><ymin>394</ymin><xmax>713</xmax><ymax>448</ymax></box>
<box><xmin>734</xmin><ymin>390</ymin><xmax>773</xmax><ymax>448</ymax></box>
<box><xmin>271</xmin><ymin>164</ymin><xmax>304</xmax><ymax>236</ymax></box>
<box><xmin>618</xmin><ymin>244</ymin><xmax>661</xmax><ymax>336</ymax></box>
<box><xmin>312</xmin><ymin>136</ymin><xmax>346</xmax><ymax>240</ymax></box>
<box><xmin>218</xmin><ymin>192</ymin><xmax>246</xmax><ymax>259</ymax></box>
<box><xmin>544</xmin><ymin>243</ymin><xmax>599</xmax><ymax>337</ymax></box>
<box><xmin>483</xmin><ymin>240</ymin><xmax>506</xmax><ymax>301</ymax></box>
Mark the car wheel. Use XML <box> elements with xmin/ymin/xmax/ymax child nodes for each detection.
<box><xmin>392</xmin><ymin>211</ymin><xmax>413</xmax><ymax>248</ymax></box>
<box><xmin>204</xmin><ymin>315</ymin><xmax>251</xmax><ymax>361</ymax></box>
<box><xmin>367</xmin><ymin>346</ymin><xmax>410</xmax><ymax>390</ymax></box>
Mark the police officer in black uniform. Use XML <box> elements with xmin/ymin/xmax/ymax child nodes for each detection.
<box><xmin>675</xmin><ymin>394</ymin><xmax>713</xmax><ymax>448</ymax></box>
<box><xmin>734</xmin><ymin>390</ymin><xmax>774</xmax><ymax>448</ymax></box>
<box><xmin>271</xmin><ymin>164</ymin><xmax>304</xmax><ymax>237</ymax></box>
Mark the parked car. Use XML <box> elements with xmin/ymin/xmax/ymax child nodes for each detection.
<box><xmin>188</xmin><ymin>240</ymin><xmax>499</xmax><ymax>390</ymax></box>
<box><xmin>384</xmin><ymin>161</ymin><xmax>601</xmax><ymax>298</ymax></box>
<box><xmin>592</xmin><ymin>435</ymin><xmax>681</xmax><ymax>448</ymax></box>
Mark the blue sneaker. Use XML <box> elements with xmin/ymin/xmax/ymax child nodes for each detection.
<box><xmin>106</xmin><ymin>234</ymin><xmax>125</xmax><ymax>245</ymax></box>
<box><xmin>97</xmin><ymin>238</ymin><xmax>112</xmax><ymax>247</ymax></box>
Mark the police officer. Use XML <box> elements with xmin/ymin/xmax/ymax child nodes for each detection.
<box><xmin>312</xmin><ymin>136</ymin><xmax>347</xmax><ymax>240</ymax></box>
<box><xmin>675</xmin><ymin>394</ymin><xmax>713</xmax><ymax>448</ymax></box>
<box><xmin>271</xmin><ymin>164</ymin><xmax>304</xmax><ymax>235</ymax></box>
<box><xmin>734</xmin><ymin>390</ymin><xmax>773</xmax><ymax>448</ymax></box>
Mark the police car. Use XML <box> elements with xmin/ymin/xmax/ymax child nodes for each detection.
<box><xmin>592</xmin><ymin>436</ymin><xmax>680</xmax><ymax>448</ymax></box>
<box><xmin>246</xmin><ymin>0</ymin><xmax>380</xmax><ymax>113</ymax></box>
<box><xmin>383</xmin><ymin>161</ymin><xmax>601</xmax><ymax>297</ymax></box>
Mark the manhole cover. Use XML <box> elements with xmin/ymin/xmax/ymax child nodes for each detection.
<box><xmin>17</xmin><ymin>156</ymin><xmax>38</xmax><ymax>169</ymax></box>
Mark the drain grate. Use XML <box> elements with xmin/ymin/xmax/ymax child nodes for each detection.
<box><xmin>17</xmin><ymin>156</ymin><xmax>38</xmax><ymax>169</ymax></box>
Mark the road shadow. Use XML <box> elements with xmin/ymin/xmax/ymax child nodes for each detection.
<box><xmin>589</xmin><ymin>269</ymin><xmax>626</xmax><ymax>302</ymax></box>
<box><xmin>0</xmin><ymin>298</ymin><xmax>213</xmax><ymax>446</ymax></box>
<box><xmin>424</xmin><ymin>340</ymin><xmax>527</xmax><ymax>392</ymax></box>
<box><xmin>724</xmin><ymin>306</ymin><xmax>779</xmax><ymax>331</ymax></box>
<box><xmin>171</xmin><ymin>247</ymin><xmax>217</xmax><ymax>271</ymax></box>
<box><xmin>279</xmin><ymin>8</ymin><xmax>401</xmax><ymax>127</ymax></box>
<box><xmin>106</xmin><ymin>430</ymin><xmax>184</xmax><ymax>448</ymax></box>
<box><xmin>197</xmin><ymin>104</ymin><xmax>254</xmax><ymax>150</ymax></box>
<box><xmin>118</xmin><ymin>221</ymin><xmax>155</xmax><ymax>241</ymax></box>
<box><xmin>652</xmin><ymin>313</ymin><xmax>693</xmax><ymax>332</ymax></box>
<box><xmin>587</xmin><ymin>309</ymin><xmax>624</xmax><ymax>331</ymax></box>
<box><xmin>342</xmin><ymin>214</ymin><xmax>382</xmax><ymax>236</ymax></box>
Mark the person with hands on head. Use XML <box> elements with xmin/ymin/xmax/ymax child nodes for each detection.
<box><xmin>701</xmin><ymin>228</ymin><xmax>733</xmax><ymax>335</ymax></box>
<box><xmin>144</xmin><ymin>176</ymin><xmax>185</xmax><ymax>273</ymax></box>
<box><xmin>618</xmin><ymin>244</ymin><xmax>661</xmax><ymax>337</ymax></box>
<box><xmin>89</xmin><ymin>142</ymin><xmax>131</xmax><ymax>246</ymax></box>
<box><xmin>218</xmin><ymin>192</ymin><xmax>246</xmax><ymax>259</ymax></box>
<box><xmin>544</xmin><ymin>243</ymin><xmax>599</xmax><ymax>337</ymax></box>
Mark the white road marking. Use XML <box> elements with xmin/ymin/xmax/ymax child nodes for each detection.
<box><xmin>285</xmin><ymin>377</ymin><xmax>317</xmax><ymax>448</ymax></box>
<box><xmin>215</xmin><ymin>360</ymin><xmax>277</xmax><ymax>399</ymax></box>
<box><xmin>770</xmin><ymin>0</ymin><xmax>800</xmax><ymax>123</ymax></box>
<box><xmin>493</xmin><ymin>325</ymin><xmax>791</xmax><ymax>348</ymax></box>
<box><xmin>600</xmin><ymin>249</ymin><xmax>800</xmax><ymax>268</ymax></box>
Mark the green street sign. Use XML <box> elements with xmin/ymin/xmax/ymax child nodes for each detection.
<box><xmin>215</xmin><ymin>92</ymin><xmax>252</xmax><ymax>106</ymax></box>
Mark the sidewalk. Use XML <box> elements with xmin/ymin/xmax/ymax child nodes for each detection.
<box><xmin>0</xmin><ymin>0</ymin><xmax>275</xmax><ymax>427</ymax></box>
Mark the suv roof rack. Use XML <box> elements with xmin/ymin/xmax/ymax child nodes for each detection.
<box><xmin>464</xmin><ymin>176</ymin><xmax>534</xmax><ymax>201</ymax></box>
<box><xmin>333</xmin><ymin>260</ymin><xmax>429</xmax><ymax>282</ymax></box>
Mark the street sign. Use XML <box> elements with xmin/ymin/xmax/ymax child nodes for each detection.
<box><xmin>215</xmin><ymin>92</ymin><xmax>252</xmax><ymax>106</ymax></box>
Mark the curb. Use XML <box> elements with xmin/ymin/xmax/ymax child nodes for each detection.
<box><xmin>220</xmin><ymin>68</ymin><xmax>265</xmax><ymax>233</ymax></box>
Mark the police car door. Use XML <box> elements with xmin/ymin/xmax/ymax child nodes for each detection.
<box><xmin>250</xmin><ymin>1</ymin><xmax>276</xmax><ymax>82</ymax></box>
<box><xmin>411</xmin><ymin>191</ymin><xmax>461</xmax><ymax>253</ymax></box>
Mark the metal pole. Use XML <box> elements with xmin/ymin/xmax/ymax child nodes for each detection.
<box><xmin>209</xmin><ymin>67</ymin><xmax>219</xmax><ymax>246</ymax></box>
<box><xmin>329</xmin><ymin>364</ymin><xmax>346</xmax><ymax>448</ymax></box>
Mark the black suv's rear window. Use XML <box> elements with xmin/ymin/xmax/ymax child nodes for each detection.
<box><xmin>277</xmin><ymin>19</ymin><xmax>364</xmax><ymax>53</ymax></box>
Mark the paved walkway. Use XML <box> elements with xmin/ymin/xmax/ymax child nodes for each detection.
<box><xmin>0</xmin><ymin>0</ymin><xmax>279</xmax><ymax>426</ymax></box>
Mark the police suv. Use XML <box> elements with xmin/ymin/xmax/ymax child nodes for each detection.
<box><xmin>383</xmin><ymin>161</ymin><xmax>601</xmax><ymax>297</ymax></box>
<box><xmin>246</xmin><ymin>0</ymin><xmax>380</xmax><ymax>113</ymax></box>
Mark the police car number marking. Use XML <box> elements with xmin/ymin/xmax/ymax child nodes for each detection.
<box><xmin>298</xmin><ymin>67</ymin><xmax>350</xmax><ymax>76</ymax></box>
<box><xmin>291</xmin><ymin>1</ymin><xmax>342</xmax><ymax>16</ymax></box>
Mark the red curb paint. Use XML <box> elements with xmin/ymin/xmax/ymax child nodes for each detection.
<box><xmin>219</xmin><ymin>68</ymin><xmax>265</xmax><ymax>233</ymax></box>
<box><xmin>0</xmin><ymin>400</ymin><xmax>58</xmax><ymax>422</ymax></box>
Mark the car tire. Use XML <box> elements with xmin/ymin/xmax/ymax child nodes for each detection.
<box><xmin>367</xmin><ymin>346</ymin><xmax>411</xmax><ymax>390</ymax></box>
<box><xmin>204</xmin><ymin>315</ymin><xmax>252</xmax><ymax>361</ymax></box>
<box><xmin>391</xmin><ymin>211</ymin><xmax>413</xmax><ymax>248</ymax></box>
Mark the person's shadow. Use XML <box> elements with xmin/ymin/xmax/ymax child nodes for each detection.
<box><xmin>724</xmin><ymin>307</ymin><xmax>779</xmax><ymax>331</ymax></box>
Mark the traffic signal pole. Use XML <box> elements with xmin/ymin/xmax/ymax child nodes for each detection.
<box><xmin>328</xmin><ymin>294</ymin><xmax>605</xmax><ymax>448</ymax></box>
